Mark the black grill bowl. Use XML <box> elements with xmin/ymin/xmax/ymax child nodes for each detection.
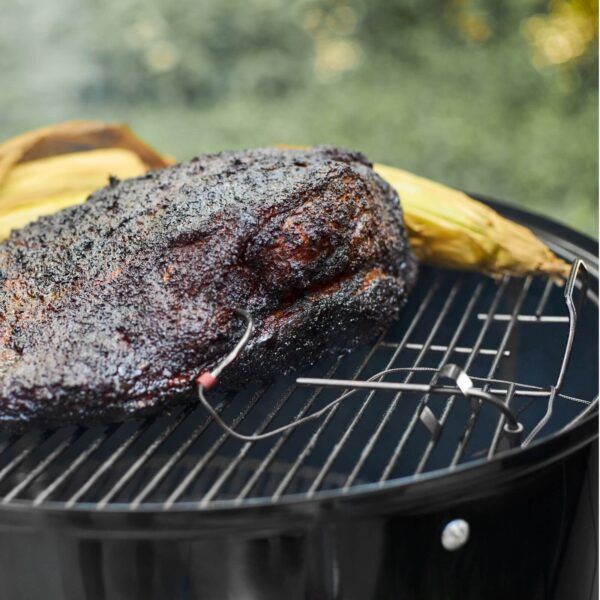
<box><xmin>0</xmin><ymin>200</ymin><xmax>597</xmax><ymax>600</ymax></box>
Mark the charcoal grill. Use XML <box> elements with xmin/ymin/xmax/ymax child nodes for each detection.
<box><xmin>0</xmin><ymin>199</ymin><xmax>597</xmax><ymax>600</ymax></box>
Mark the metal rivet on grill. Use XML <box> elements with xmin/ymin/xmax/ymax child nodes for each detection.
<box><xmin>441</xmin><ymin>519</ymin><xmax>470</xmax><ymax>551</ymax></box>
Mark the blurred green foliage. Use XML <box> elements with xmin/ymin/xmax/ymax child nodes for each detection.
<box><xmin>0</xmin><ymin>0</ymin><xmax>597</xmax><ymax>234</ymax></box>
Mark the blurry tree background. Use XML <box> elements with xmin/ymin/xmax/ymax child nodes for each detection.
<box><xmin>0</xmin><ymin>0</ymin><xmax>597</xmax><ymax>234</ymax></box>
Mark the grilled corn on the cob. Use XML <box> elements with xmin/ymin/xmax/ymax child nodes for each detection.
<box><xmin>0</xmin><ymin>149</ymin><xmax>150</xmax><ymax>240</ymax></box>
<box><xmin>374</xmin><ymin>163</ymin><xmax>569</xmax><ymax>280</ymax></box>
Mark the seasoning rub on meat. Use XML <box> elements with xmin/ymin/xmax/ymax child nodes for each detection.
<box><xmin>0</xmin><ymin>146</ymin><xmax>417</xmax><ymax>430</ymax></box>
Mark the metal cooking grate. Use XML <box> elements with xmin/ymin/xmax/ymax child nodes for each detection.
<box><xmin>0</xmin><ymin>253</ymin><xmax>597</xmax><ymax>511</ymax></box>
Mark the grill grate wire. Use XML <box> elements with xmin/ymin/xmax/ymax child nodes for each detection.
<box><xmin>0</xmin><ymin>258</ymin><xmax>596</xmax><ymax>511</ymax></box>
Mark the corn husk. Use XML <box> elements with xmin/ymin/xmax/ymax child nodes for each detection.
<box><xmin>0</xmin><ymin>149</ymin><xmax>151</xmax><ymax>239</ymax></box>
<box><xmin>0</xmin><ymin>121</ymin><xmax>173</xmax><ymax>240</ymax></box>
<box><xmin>0</xmin><ymin>120</ymin><xmax>170</xmax><ymax>182</ymax></box>
<box><xmin>374</xmin><ymin>163</ymin><xmax>570</xmax><ymax>280</ymax></box>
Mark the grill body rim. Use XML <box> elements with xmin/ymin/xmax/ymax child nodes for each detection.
<box><xmin>0</xmin><ymin>405</ymin><xmax>595</xmax><ymax>537</ymax></box>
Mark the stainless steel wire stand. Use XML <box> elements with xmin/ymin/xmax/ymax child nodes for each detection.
<box><xmin>197</xmin><ymin>260</ymin><xmax>589</xmax><ymax>451</ymax></box>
